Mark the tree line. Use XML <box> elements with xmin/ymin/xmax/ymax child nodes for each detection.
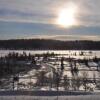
<box><xmin>0</xmin><ymin>39</ymin><xmax>100</xmax><ymax>50</ymax></box>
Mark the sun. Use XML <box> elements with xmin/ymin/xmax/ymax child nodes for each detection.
<box><xmin>56</xmin><ymin>3</ymin><xmax>78</xmax><ymax>28</ymax></box>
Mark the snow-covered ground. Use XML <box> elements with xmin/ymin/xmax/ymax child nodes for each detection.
<box><xmin>1</xmin><ymin>57</ymin><xmax>100</xmax><ymax>91</ymax></box>
<box><xmin>0</xmin><ymin>51</ymin><xmax>100</xmax><ymax>100</ymax></box>
<box><xmin>0</xmin><ymin>50</ymin><xmax>100</xmax><ymax>92</ymax></box>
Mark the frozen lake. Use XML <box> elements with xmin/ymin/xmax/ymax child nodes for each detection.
<box><xmin>0</xmin><ymin>50</ymin><xmax>100</xmax><ymax>58</ymax></box>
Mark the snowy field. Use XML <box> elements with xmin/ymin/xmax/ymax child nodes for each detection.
<box><xmin>0</xmin><ymin>50</ymin><xmax>100</xmax><ymax>91</ymax></box>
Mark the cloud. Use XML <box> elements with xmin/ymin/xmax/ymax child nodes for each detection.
<box><xmin>0</xmin><ymin>0</ymin><xmax>100</xmax><ymax>26</ymax></box>
<box><xmin>2</xmin><ymin>34</ymin><xmax>100</xmax><ymax>41</ymax></box>
<box><xmin>0</xmin><ymin>0</ymin><xmax>100</xmax><ymax>40</ymax></box>
<box><xmin>0</xmin><ymin>21</ymin><xmax>100</xmax><ymax>37</ymax></box>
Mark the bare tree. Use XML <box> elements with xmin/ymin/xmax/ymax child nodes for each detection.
<box><xmin>96</xmin><ymin>72</ymin><xmax>100</xmax><ymax>90</ymax></box>
<box><xmin>93</xmin><ymin>72</ymin><xmax>96</xmax><ymax>84</ymax></box>
<box><xmin>71</xmin><ymin>76</ymin><xmax>82</xmax><ymax>91</ymax></box>
<box><xmin>71</xmin><ymin>76</ymin><xmax>81</xmax><ymax>91</ymax></box>
<box><xmin>82</xmin><ymin>72</ymin><xmax>89</xmax><ymax>91</ymax></box>
<box><xmin>63</xmin><ymin>75</ymin><xmax>70</xmax><ymax>90</ymax></box>
<box><xmin>37</xmin><ymin>71</ymin><xmax>46</xmax><ymax>86</ymax></box>
<box><xmin>53</xmin><ymin>72</ymin><xmax>60</xmax><ymax>91</ymax></box>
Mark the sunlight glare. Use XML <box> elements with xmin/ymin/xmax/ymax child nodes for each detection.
<box><xmin>57</xmin><ymin>3</ymin><xmax>78</xmax><ymax>28</ymax></box>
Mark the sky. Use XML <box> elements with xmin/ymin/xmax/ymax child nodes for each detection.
<box><xmin>0</xmin><ymin>0</ymin><xmax>100</xmax><ymax>40</ymax></box>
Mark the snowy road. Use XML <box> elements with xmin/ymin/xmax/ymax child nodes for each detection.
<box><xmin>0</xmin><ymin>91</ymin><xmax>99</xmax><ymax>100</ymax></box>
<box><xmin>0</xmin><ymin>95</ymin><xmax>100</xmax><ymax>100</ymax></box>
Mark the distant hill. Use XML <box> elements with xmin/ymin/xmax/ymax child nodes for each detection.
<box><xmin>0</xmin><ymin>39</ymin><xmax>100</xmax><ymax>50</ymax></box>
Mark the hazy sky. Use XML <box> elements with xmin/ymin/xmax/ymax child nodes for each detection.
<box><xmin>0</xmin><ymin>0</ymin><xmax>100</xmax><ymax>40</ymax></box>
